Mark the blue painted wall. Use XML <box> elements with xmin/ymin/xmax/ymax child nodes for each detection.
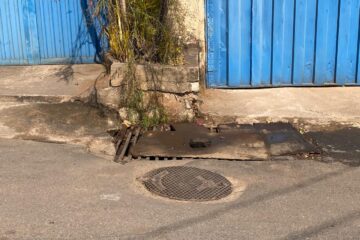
<box><xmin>0</xmin><ymin>0</ymin><xmax>102</xmax><ymax>65</ymax></box>
<box><xmin>206</xmin><ymin>0</ymin><xmax>360</xmax><ymax>87</ymax></box>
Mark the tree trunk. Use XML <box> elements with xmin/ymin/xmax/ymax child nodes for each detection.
<box><xmin>155</xmin><ymin>0</ymin><xmax>169</xmax><ymax>61</ymax></box>
<box><xmin>159</xmin><ymin>0</ymin><xmax>169</xmax><ymax>25</ymax></box>
<box><xmin>119</xmin><ymin>0</ymin><xmax>127</xmax><ymax>21</ymax></box>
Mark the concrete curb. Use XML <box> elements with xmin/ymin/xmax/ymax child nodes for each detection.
<box><xmin>0</xmin><ymin>95</ymin><xmax>71</xmax><ymax>104</ymax></box>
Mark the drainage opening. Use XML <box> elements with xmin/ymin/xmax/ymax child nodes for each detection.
<box><xmin>140</xmin><ymin>166</ymin><xmax>232</xmax><ymax>201</ymax></box>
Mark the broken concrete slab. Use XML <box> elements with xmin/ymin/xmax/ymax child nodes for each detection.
<box><xmin>216</xmin><ymin>122</ymin><xmax>318</xmax><ymax>156</ymax></box>
<box><xmin>131</xmin><ymin>123</ymin><xmax>318</xmax><ymax>160</ymax></box>
<box><xmin>254</xmin><ymin>123</ymin><xmax>318</xmax><ymax>156</ymax></box>
<box><xmin>0</xmin><ymin>101</ymin><xmax>119</xmax><ymax>158</ymax></box>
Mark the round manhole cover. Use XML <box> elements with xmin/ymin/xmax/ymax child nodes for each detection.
<box><xmin>140</xmin><ymin>166</ymin><xmax>232</xmax><ymax>201</ymax></box>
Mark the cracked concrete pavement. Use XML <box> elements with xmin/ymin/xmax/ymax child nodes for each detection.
<box><xmin>0</xmin><ymin>100</ymin><xmax>120</xmax><ymax>158</ymax></box>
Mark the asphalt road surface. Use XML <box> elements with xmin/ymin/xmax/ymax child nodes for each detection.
<box><xmin>0</xmin><ymin>138</ymin><xmax>359</xmax><ymax>240</ymax></box>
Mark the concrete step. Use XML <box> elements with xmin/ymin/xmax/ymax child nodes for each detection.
<box><xmin>0</xmin><ymin>95</ymin><xmax>67</xmax><ymax>103</ymax></box>
<box><xmin>200</xmin><ymin>88</ymin><xmax>360</xmax><ymax>126</ymax></box>
<box><xmin>0</xmin><ymin>64</ymin><xmax>105</xmax><ymax>103</ymax></box>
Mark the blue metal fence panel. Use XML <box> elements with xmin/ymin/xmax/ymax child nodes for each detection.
<box><xmin>336</xmin><ymin>0</ymin><xmax>360</xmax><ymax>84</ymax></box>
<box><xmin>206</xmin><ymin>0</ymin><xmax>228</xmax><ymax>87</ymax></box>
<box><xmin>251</xmin><ymin>0</ymin><xmax>273</xmax><ymax>86</ymax></box>
<box><xmin>0</xmin><ymin>0</ymin><xmax>101</xmax><ymax>65</ymax></box>
<box><xmin>272</xmin><ymin>0</ymin><xmax>295</xmax><ymax>85</ymax></box>
<box><xmin>228</xmin><ymin>0</ymin><xmax>251</xmax><ymax>87</ymax></box>
<box><xmin>0</xmin><ymin>0</ymin><xmax>28</xmax><ymax>65</ymax></box>
<box><xmin>206</xmin><ymin>0</ymin><xmax>360</xmax><ymax>87</ymax></box>
<box><xmin>314</xmin><ymin>0</ymin><xmax>339</xmax><ymax>85</ymax></box>
<box><xmin>293</xmin><ymin>0</ymin><xmax>317</xmax><ymax>85</ymax></box>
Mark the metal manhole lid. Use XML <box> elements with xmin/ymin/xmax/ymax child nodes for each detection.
<box><xmin>140</xmin><ymin>166</ymin><xmax>232</xmax><ymax>201</ymax></box>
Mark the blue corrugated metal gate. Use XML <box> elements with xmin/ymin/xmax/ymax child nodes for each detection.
<box><xmin>0</xmin><ymin>0</ymin><xmax>101</xmax><ymax>65</ymax></box>
<box><xmin>206</xmin><ymin>0</ymin><xmax>360</xmax><ymax>88</ymax></box>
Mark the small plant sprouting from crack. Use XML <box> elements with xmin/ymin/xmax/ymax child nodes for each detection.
<box><xmin>121</xmin><ymin>61</ymin><xmax>168</xmax><ymax>128</ymax></box>
<box><xmin>91</xmin><ymin>0</ymin><xmax>185</xmax><ymax>128</ymax></box>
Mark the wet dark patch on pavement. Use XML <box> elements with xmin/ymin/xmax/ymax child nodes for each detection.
<box><xmin>305</xmin><ymin>127</ymin><xmax>360</xmax><ymax>167</ymax></box>
<box><xmin>0</xmin><ymin>102</ymin><xmax>120</xmax><ymax>137</ymax></box>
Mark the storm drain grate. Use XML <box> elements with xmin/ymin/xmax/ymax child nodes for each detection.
<box><xmin>140</xmin><ymin>166</ymin><xmax>232</xmax><ymax>201</ymax></box>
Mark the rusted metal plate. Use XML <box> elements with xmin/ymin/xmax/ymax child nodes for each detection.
<box><xmin>131</xmin><ymin>123</ymin><xmax>268</xmax><ymax>160</ymax></box>
<box><xmin>131</xmin><ymin>123</ymin><xmax>318</xmax><ymax>160</ymax></box>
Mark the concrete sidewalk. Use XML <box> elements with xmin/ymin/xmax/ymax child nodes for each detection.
<box><xmin>0</xmin><ymin>64</ymin><xmax>118</xmax><ymax>158</ymax></box>
<box><xmin>200</xmin><ymin>88</ymin><xmax>360</xmax><ymax>125</ymax></box>
<box><xmin>0</xmin><ymin>64</ymin><xmax>105</xmax><ymax>101</ymax></box>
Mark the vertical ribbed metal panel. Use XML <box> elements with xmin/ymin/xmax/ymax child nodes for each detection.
<box><xmin>206</xmin><ymin>0</ymin><xmax>228</xmax><ymax>87</ymax></box>
<box><xmin>336</xmin><ymin>0</ymin><xmax>360</xmax><ymax>84</ymax></box>
<box><xmin>0</xmin><ymin>0</ymin><xmax>28</xmax><ymax>64</ymax></box>
<box><xmin>314</xmin><ymin>0</ymin><xmax>339</xmax><ymax>85</ymax></box>
<box><xmin>207</xmin><ymin>0</ymin><xmax>360</xmax><ymax>88</ymax></box>
<box><xmin>251</xmin><ymin>0</ymin><xmax>273</xmax><ymax>86</ymax></box>
<box><xmin>34</xmin><ymin>0</ymin><xmax>97</xmax><ymax>64</ymax></box>
<box><xmin>272</xmin><ymin>0</ymin><xmax>295</xmax><ymax>85</ymax></box>
<box><xmin>293</xmin><ymin>0</ymin><xmax>317</xmax><ymax>85</ymax></box>
<box><xmin>228</xmin><ymin>0</ymin><xmax>251</xmax><ymax>87</ymax></box>
<box><xmin>0</xmin><ymin>0</ymin><xmax>101</xmax><ymax>65</ymax></box>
